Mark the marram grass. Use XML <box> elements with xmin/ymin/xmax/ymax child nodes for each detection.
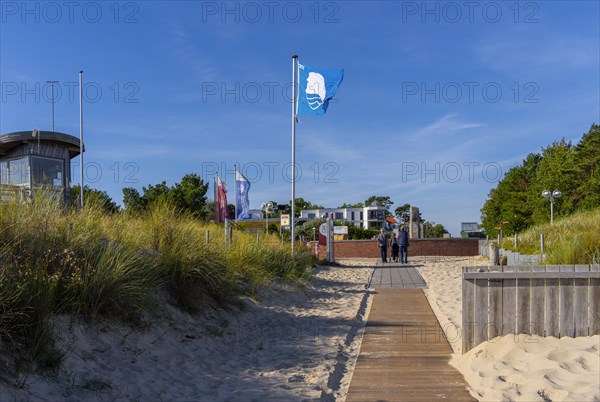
<box><xmin>500</xmin><ymin>208</ymin><xmax>600</xmax><ymax>264</ymax></box>
<box><xmin>0</xmin><ymin>191</ymin><xmax>317</xmax><ymax>368</ymax></box>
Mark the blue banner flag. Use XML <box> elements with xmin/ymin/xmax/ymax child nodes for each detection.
<box><xmin>235</xmin><ymin>170</ymin><xmax>251</xmax><ymax>220</ymax></box>
<box><xmin>297</xmin><ymin>63</ymin><xmax>344</xmax><ymax>116</ymax></box>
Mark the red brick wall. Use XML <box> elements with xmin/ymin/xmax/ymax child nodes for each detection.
<box><xmin>313</xmin><ymin>239</ymin><xmax>479</xmax><ymax>259</ymax></box>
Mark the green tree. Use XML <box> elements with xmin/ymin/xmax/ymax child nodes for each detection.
<box><xmin>394</xmin><ymin>204</ymin><xmax>411</xmax><ymax>225</ymax></box>
<box><xmin>121</xmin><ymin>173</ymin><xmax>209</xmax><ymax>219</ymax></box>
<box><xmin>527</xmin><ymin>139</ymin><xmax>578</xmax><ymax>224</ymax></box>
<box><xmin>169</xmin><ymin>173</ymin><xmax>209</xmax><ymax>218</ymax></box>
<box><xmin>71</xmin><ymin>185</ymin><xmax>119</xmax><ymax>214</ymax></box>
<box><xmin>143</xmin><ymin>181</ymin><xmax>170</xmax><ymax>205</ymax></box>
<box><xmin>122</xmin><ymin>187</ymin><xmax>146</xmax><ymax>212</ymax></box>
<box><xmin>424</xmin><ymin>222</ymin><xmax>448</xmax><ymax>238</ymax></box>
<box><xmin>338</xmin><ymin>202</ymin><xmax>364</xmax><ymax>208</ymax></box>
<box><xmin>365</xmin><ymin>195</ymin><xmax>393</xmax><ymax>209</ymax></box>
<box><xmin>481</xmin><ymin>153</ymin><xmax>541</xmax><ymax>235</ymax></box>
<box><xmin>573</xmin><ymin>124</ymin><xmax>600</xmax><ymax>210</ymax></box>
<box><xmin>287</xmin><ymin>198</ymin><xmax>324</xmax><ymax>217</ymax></box>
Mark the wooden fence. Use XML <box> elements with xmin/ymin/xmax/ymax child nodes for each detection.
<box><xmin>462</xmin><ymin>265</ymin><xmax>600</xmax><ymax>353</ymax></box>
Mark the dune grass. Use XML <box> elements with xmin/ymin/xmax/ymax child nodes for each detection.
<box><xmin>0</xmin><ymin>192</ymin><xmax>317</xmax><ymax>369</ymax></box>
<box><xmin>500</xmin><ymin>208</ymin><xmax>600</xmax><ymax>264</ymax></box>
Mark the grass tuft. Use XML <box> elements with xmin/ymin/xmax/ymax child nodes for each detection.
<box><xmin>500</xmin><ymin>208</ymin><xmax>600</xmax><ymax>264</ymax></box>
<box><xmin>0</xmin><ymin>190</ymin><xmax>317</xmax><ymax>370</ymax></box>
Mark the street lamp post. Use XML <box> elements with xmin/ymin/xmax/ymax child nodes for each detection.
<box><xmin>542</xmin><ymin>190</ymin><xmax>562</xmax><ymax>224</ymax></box>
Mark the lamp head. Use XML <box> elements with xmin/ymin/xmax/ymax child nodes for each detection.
<box><xmin>552</xmin><ymin>190</ymin><xmax>562</xmax><ymax>198</ymax></box>
<box><xmin>542</xmin><ymin>190</ymin><xmax>551</xmax><ymax>198</ymax></box>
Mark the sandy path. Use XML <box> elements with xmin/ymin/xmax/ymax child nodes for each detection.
<box><xmin>1</xmin><ymin>261</ymin><xmax>374</xmax><ymax>402</ymax></box>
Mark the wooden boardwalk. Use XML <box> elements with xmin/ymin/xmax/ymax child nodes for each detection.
<box><xmin>368</xmin><ymin>262</ymin><xmax>427</xmax><ymax>289</ymax></box>
<box><xmin>346</xmin><ymin>288</ymin><xmax>474</xmax><ymax>402</ymax></box>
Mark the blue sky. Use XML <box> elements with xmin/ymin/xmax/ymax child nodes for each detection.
<box><xmin>1</xmin><ymin>1</ymin><xmax>599</xmax><ymax>235</ymax></box>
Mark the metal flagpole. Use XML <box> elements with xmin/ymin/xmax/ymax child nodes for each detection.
<box><xmin>291</xmin><ymin>54</ymin><xmax>298</xmax><ymax>257</ymax></box>
<box><xmin>79</xmin><ymin>71</ymin><xmax>84</xmax><ymax>208</ymax></box>
<box><xmin>234</xmin><ymin>164</ymin><xmax>238</xmax><ymax>222</ymax></box>
<box><xmin>214</xmin><ymin>176</ymin><xmax>218</xmax><ymax>223</ymax></box>
<box><xmin>47</xmin><ymin>80</ymin><xmax>58</xmax><ymax>132</ymax></box>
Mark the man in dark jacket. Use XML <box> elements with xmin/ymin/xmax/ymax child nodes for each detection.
<box><xmin>397</xmin><ymin>226</ymin><xmax>409</xmax><ymax>263</ymax></box>
<box><xmin>376</xmin><ymin>228</ymin><xmax>387</xmax><ymax>263</ymax></box>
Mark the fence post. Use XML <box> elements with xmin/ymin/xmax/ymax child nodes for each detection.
<box><xmin>489</xmin><ymin>242</ymin><xmax>499</xmax><ymax>265</ymax></box>
<box><xmin>206</xmin><ymin>230</ymin><xmax>210</xmax><ymax>246</ymax></box>
<box><xmin>514</xmin><ymin>233</ymin><xmax>518</xmax><ymax>249</ymax></box>
<box><xmin>540</xmin><ymin>234</ymin><xmax>545</xmax><ymax>253</ymax></box>
<box><xmin>256</xmin><ymin>232</ymin><xmax>260</xmax><ymax>243</ymax></box>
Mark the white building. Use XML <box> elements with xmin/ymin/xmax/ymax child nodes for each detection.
<box><xmin>300</xmin><ymin>206</ymin><xmax>391</xmax><ymax>230</ymax></box>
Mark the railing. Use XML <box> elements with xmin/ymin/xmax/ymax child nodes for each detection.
<box><xmin>462</xmin><ymin>265</ymin><xmax>600</xmax><ymax>353</ymax></box>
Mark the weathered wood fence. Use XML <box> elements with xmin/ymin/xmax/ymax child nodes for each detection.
<box><xmin>462</xmin><ymin>265</ymin><xmax>600</xmax><ymax>353</ymax></box>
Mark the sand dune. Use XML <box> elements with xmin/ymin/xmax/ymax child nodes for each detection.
<box><xmin>416</xmin><ymin>257</ymin><xmax>600</xmax><ymax>402</ymax></box>
<box><xmin>1</xmin><ymin>261</ymin><xmax>374</xmax><ymax>401</ymax></box>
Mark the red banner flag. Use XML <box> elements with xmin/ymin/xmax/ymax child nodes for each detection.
<box><xmin>217</xmin><ymin>176</ymin><xmax>229</xmax><ymax>223</ymax></box>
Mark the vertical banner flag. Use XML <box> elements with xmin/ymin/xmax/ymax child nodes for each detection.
<box><xmin>297</xmin><ymin>63</ymin><xmax>344</xmax><ymax>116</ymax></box>
<box><xmin>217</xmin><ymin>176</ymin><xmax>229</xmax><ymax>223</ymax></box>
<box><xmin>235</xmin><ymin>171</ymin><xmax>251</xmax><ymax>220</ymax></box>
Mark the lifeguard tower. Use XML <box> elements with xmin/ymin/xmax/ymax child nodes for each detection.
<box><xmin>0</xmin><ymin>130</ymin><xmax>82</xmax><ymax>203</ymax></box>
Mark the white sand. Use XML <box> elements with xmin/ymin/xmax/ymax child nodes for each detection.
<box><xmin>1</xmin><ymin>261</ymin><xmax>374</xmax><ymax>401</ymax></box>
<box><xmin>4</xmin><ymin>257</ymin><xmax>598</xmax><ymax>401</ymax></box>
<box><xmin>416</xmin><ymin>257</ymin><xmax>600</xmax><ymax>402</ymax></box>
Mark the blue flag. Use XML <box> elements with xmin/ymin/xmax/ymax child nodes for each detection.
<box><xmin>235</xmin><ymin>170</ymin><xmax>251</xmax><ymax>220</ymax></box>
<box><xmin>297</xmin><ymin>63</ymin><xmax>344</xmax><ymax>116</ymax></box>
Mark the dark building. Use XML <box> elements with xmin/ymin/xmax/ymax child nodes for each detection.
<box><xmin>0</xmin><ymin>130</ymin><xmax>82</xmax><ymax>203</ymax></box>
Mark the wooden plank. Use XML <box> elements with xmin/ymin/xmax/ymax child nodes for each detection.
<box><xmin>530</xmin><ymin>266</ymin><xmax>546</xmax><ymax>336</ymax></box>
<box><xmin>545</xmin><ymin>265</ymin><xmax>560</xmax><ymax>337</ymax></box>
<box><xmin>463</xmin><ymin>271</ymin><xmax>599</xmax><ymax>280</ymax></box>
<box><xmin>517</xmin><ymin>266</ymin><xmax>531</xmax><ymax>334</ymax></box>
<box><xmin>462</xmin><ymin>267</ymin><xmax>475</xmax><ymax>353</ymax></box>
<box><xmin>502</xmin><ymin>266</ymin><xmax>517</xmax><ymax>336</ymax></box>
<box><xmin>574</xmin><ymin>265</ymin><xmax>590</xmax><ymax>336</ymax></box>
<box><xmin>590</xmin><ymin>265</ymin><xmax>600</xmax><ymax>335</ymax></box>
<box><xmin>559</xmin><ymin>265</ymin><xmax>575</xmax><ymax>338</ymax></box>
<box><xmin>487</xmin><ymin>265</ymin><xmax>503</xmax><ymax>340</ymax></box>
<box><xmin>473</xmin><ymin>269</ymin><xmax>489</xmax><ymax>346</ymax></box>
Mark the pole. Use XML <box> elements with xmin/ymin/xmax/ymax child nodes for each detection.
<box><xmin>550</xmin><ymin>199</ymin><xmax>554</xmax><ymax>225</ymax></box>
<box><xmin>214</xmin><ymin>176</ymin><xmax>218</xmax><ymax>223</ymax></box>
<box><xmin>78</xmin><ymin>71</ymin><xmax>84</xmax><ymax>208</ymax></box>
<box><xmin>291</xmin><ymin>54</ymin><xmax>298</xmax><ymax>257</ymax></box>
<box><xmin>47</xmin><ymin>80</ymin><xmax>58</xmax><ymax>132</ymax></box>
<box><xmin>234</xmin><ymin>164</ymin><xmax>238</xmax><ymax>222</ymax></box>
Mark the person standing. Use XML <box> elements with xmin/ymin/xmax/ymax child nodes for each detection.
<box><xmin>398</xmin><ymin>226</ymin><xmax>409</xmax><ymax>263</ymax></box>
<box><xmin>376</xmin><ymin>228</ymin><xmax>388</xmax><ymax>263</ymax></box>
<box><xmin>390</xmin><ymin>232</ymin><xmax>399</xmax><ymax>262</ymax></box>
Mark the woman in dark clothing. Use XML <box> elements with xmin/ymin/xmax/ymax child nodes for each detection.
<box><xmin>390</xmin><ymin>233</ymin><xmax>399</xmax><ymax>262</ymax></box>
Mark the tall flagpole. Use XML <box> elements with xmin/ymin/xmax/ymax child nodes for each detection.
<box><xmin>214</xmin><ymin>176</ymin><xmax>218</xmax><ymax>223</ymax></box>
<box><xmin>234</xmin><ymin>164</ymin><xmax>238</xmax><ymax>222</ymax></box>
<box><xmin>79</xmin><ymin>70</ymin><xmax>84</xmax><ymax>208</ymax></box>
<box><xmin>291</xmin><ymin>54</ymin><xmax>298</xmax><ymax>256</ymax></box>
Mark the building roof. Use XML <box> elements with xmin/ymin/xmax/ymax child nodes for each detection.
<box><xmin>0</xmin><ymin>130</ymin><xmax>83</xmax><ymax>158</ymax></box>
